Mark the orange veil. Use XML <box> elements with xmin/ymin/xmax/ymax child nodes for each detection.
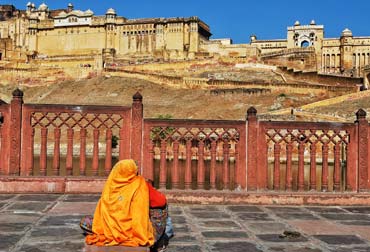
<box><xmin>85</xmin><ymin>159</ymin><xmax>154</xmax><ymax>246</ymax></box>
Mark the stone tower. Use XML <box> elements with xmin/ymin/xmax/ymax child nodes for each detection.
<box><xmin>340</xmin><ymin>28</ymin><xmax>354</xmax><ymax>74</ymax></box>
<box><xmin>287</xmin><ymin>20</ymin><xmax>324</xmax><ymax>70</ymax></box>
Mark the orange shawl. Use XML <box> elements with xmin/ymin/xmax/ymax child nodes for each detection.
<box><xmin>85</xmin><ymin>159</ymin><xmax>154</xmax><ymax>246</ymax></box>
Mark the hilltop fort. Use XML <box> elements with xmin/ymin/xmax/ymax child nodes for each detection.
<box><xmin>1</xmin><ymin>3</ymin><xmax>370</xmax><ymax>84</ymax></box>
<box><xmin>0</xmin><ymin>3</ymin><xmax>256</xmax><ymax>64</ymax></box>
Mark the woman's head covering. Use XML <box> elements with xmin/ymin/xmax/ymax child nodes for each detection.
<box><xmin>109</xmin><ymin>159</ymin><xmax>138</xmax><ymax>187</ymax></box>
<box><xmin>86</xmin><ymin>159</ymin><xmax>154</xmax><ymax>247</ymax></box>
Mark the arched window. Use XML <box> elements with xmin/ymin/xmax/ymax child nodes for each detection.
<box><xmin>301</xmin><ymin>41</ymin><xmax>310</xmax><ymax>48</ymax></box>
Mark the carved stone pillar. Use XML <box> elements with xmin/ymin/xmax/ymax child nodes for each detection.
<box><xmin>356</xmin><ymin>109</ymin><xmax>369</xmax><ymax>190</ymax></box>
<box><xmin>8</xmin><ymin>89</ymin><xmax>23</xmax><ymax>176</ymax></box>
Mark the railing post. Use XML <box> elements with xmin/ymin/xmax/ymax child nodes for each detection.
<box><xmin>142</xmin><ymin>122</ymin><xmax>154</xmax><ymax>181</ymax></box>
<box><xmin>131</xmin><ymin>92</ymin><xmax>143</xmax><ymax>168</ymax></box>
<box><xmin>8</xmin><ymin>88</ymin><xmax>23</xmax><ymax>176</ymax></box>
<box><xmin>0</xmin><ymin>111</ymin><xmax>5</xmax><ymax>175</ymax></box>
<box><xmin>247</xmin><ymin>107</ymin><xmax>258</xmax><ymax>190</ymax></box>
<box><xmin>356</xmin><ymin>109</ymin><xmax>369</xmax><ymax>191</ymax></box>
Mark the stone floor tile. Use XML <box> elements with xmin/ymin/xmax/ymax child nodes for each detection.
<box><xmin>0</xmin><ymin>222</ymin><xmax>31</xmax><ymax>232</ymax></box>
<box><xmin>0</xmin><ymin>213</ymin><xmax>41</xmax><ymax>223</ymax></box>
<box><xmin>237</xmin><ymin>212</ymin><xmax>273</xmax><ymax>221</ymax></box>
<box><xmin>226</xmin><ymin>205</ymin><xmax>263</xmax><ymax>212</ymax></box>
<box><xmin>172</xmin><ymin>224</ymin><xmax>190</xmax><ymax>233</ymax></box>
<box><xmin>340</xmin><ymin>221</ymin><xmax>370</xmax><ymax>226</ymax></box>
<box><xmin>201</xmin><ymin>231</ymin><xmax>248</xmax><ymax>239</ymax></box>
<box><xmin>168</xmin><ymin>206</ymin><xmax>183</xmax><ymax>212</ymax></box>
<box><xmin>265</xmin><ymin>207</ymin><xmax>306</xmax><ymax>212</ymax></box>
<box><xmin>345</xmin><ymin>225</ymin><xmax>370</xmax><ymax>240</ymax></box>
<box><xmin>257</xmin><ymin>234</ymin><xmax>308</xmax><ymax>243</ymax></box>
<box><xmin>167</xmin><ymin>245</ymin><xmax>202</xmax><ymax>252</ymax></box>
<box><xmin>16</xmin><ymin>194</ymin><xmax>61</xmax><ymax>201</ymax></box>
<box><xmin>170</xmin><ymin>235</ymin><xmax>197</xmax><ymax>243</ymax></box>
<box><xmin>287</xmin><ymin>220</ymin><xmax>349</xmax><ymax>235</ymax></box>
<box><xmin>4</xmin><ymin>194</ymin><xmax>370</xmax><ymax>252</ymax></box>
<box><xmin>314</xmin><ymin>235</ymin><xmax>366</xmax><ymax>245</ymax></box>
<box><xmin>18</xmin><ymin>241</ymin><xmax>85</xmax><ymax>252</ymax></box>
<box><xmin>171</xmin><ymin>216</ymin><xmax>187</xmax><ymax>224</ymax></box>
<box><xmin>188</xmin><ymin>206</ymin><xmax>220</xmax><ymax>211</ymax></box>
<box><xmin>169</xmin><ymin>209</ymin><xmax>183</xmax><ymax>215</ymax></box>
<box><xmin>305</xmin><ymin>207</ymin><xmax>347</xmax><ymax>214</ymax></box>
<box><xmin>275</xmin><ymin>212</ymin><xmax>319</xmax><ymax>220</ymax></box>
<box><xmin>38</xmin><ymin>215</ymin><xmax>85</xmax><ymax>227</ymax></box>
<box><xmin>332</xmin><ymin>247</ymin><xmax>370</xmax><ymax>252</ymax></box>
<box><xmin>48</xmin><ymin>202</ymin><xmax>96</xmax><ymax>215</ymax></box>
<box><xmin>343</xmin><ymin>207</ymin><xmax>370</xmax><ymax>214</ymax></box>
<box><xmin>6</xmin><ymin>202</ymin><xmax>53</xmax><ymax>213</ymax></box>
<box><xmin>0</xmin><ymin>202</ymin><xmax>7</xmax><ymax>209</ymax></box>
<box><xmin>0</xmin><ymin>195</ymin><xmax>17</xmax><ymax>201</ymax></box>
<box><xmin>0</xmin><ymin>234</ymin><xmax>22</xmax><ymax>251</ymax></box>
<box><xmin>198</xmin><ymin>220</ymin><xmax>240</xmax><ymax>229</ymax></box>
<box><xmin>321</xmin><ymin>213</ymin><xmax>370</xmax><ymax>221</ymax></box>
<box><xmin>26</xmin><ymin>227</ymin><xmax>83</xmax><ymax>243</ymax></box>
<box><xmin>63</xmin><ymin>194</ymin><xmax>100</xmax><ymax>202</ymax></box>
<box><xmin>209</xmin><ymin>241</ymin><xmax>263</xmax><ymax>252</ymax></box>
<box><xmin>246</xmin><ymin>222</ymin><xmax>288</xmax><ymax>234</ymax></box>
<box><xmin>190</xmin><ymin>211</ymin><xmax>230</xmax><ymax>219</ymax></box>
<box><xmin>267</xmin><ymin>246</ymin><xmax>324</xmax><ymax>252</ymax></box>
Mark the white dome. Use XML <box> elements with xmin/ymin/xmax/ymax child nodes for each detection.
<box><xmin>294</xmin><ymin>20</ymin><xmax>300</xmax><ymax>26</ymax></box>
<box><xmin>27</xmin><ymin>2</ymin><xmax>32</xmax><ymax>7</ymax></box>
<box><xmin>38</xmin><ymin>3</ymin><xmax>48</xmax><ymax>11</ymax></box>
<box><xmin>341</xmin><ymin>28</ymin><xmax>353</xmax><ymax>37</ymax></box>
<box><xmin>85</xmin><ymin>9</ymin><xmax>94</xmax><ymax>15</ymax></box>
<box><xmin>106</xmin><ymin>8</ymin><xmax>116</xmax><ymax>15</ymax></box>
<box><xmin>310</xmin><ymin>20</ymin><xmax>316</xmax><ymax>25</ymax></box>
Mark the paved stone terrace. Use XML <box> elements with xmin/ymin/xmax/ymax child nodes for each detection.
<box><xmin>1</xmin><ymin>194</ymin><xmax>370</xmax><ymax>252</ymax></box>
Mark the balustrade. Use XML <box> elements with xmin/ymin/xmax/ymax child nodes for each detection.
<box><xmin>263</xmin><ymin>126</ymin><xmax>351</xmax><ymax>192</ymax></box>
<box><xmin>142</xmin><ymin>120</ymin><xmax>246</xmax><ymax>190</ymax></box>
<box><xmin>0</xmin><ymin>89</ymin><xmax>369</xmax><ymax>194</ymax></box>
<box><xmin>20</xmin><ymin>105</ymin><xmax>131</xmax><ymax>177</ymax></box>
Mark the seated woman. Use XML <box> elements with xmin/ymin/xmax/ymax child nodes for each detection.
<box><xmin>147</xmin><ymin>179</ymin><xmax>173</xmax><ymax>251</ymax></box>
<box><xmin>81</xmin><ymin>159</ymin><xmax>169</xmax><ymax>251</ymax></box>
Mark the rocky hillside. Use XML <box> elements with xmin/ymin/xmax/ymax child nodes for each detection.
<box><xmin>0</xmin><ymin>59</ymin><xmax>367</xmax><ymax>122</ymax></box>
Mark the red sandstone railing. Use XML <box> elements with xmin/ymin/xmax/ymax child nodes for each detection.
<box><xmin>0</xmin><ymin>102</ymin><xmax>9</xmax><ymax>175</ymax></box>
<box><xmin>21</xmin><ymin>104</ymin><xmax>131</xmax><ymax>177</ymax></box>
<box><xmin>142</xmin><ymin>119</ymin><xmax>246</xmax><ymax>190</ymax></box>
<box><xmin>247</xmin><ymin>107</ymin><xmax>369</xmax><ymax>192</ymax></box>
<box><xmin>0</xmin><ymin>89</ymin><xmax>369</xmax><ymax>193</ymax></box>
<box><xmin>0</xmin><ymin>89</ymin><xmax>144</xmax><ymax>177</ymax></box>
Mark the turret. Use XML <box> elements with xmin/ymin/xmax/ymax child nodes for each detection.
<box><xmin>67</xmin><ymin>3</ymin><xmax>74</xmax><ymax>12</ymax></box>
<box><xmin>105</xmin><ymin>8</ymin><xmax>116</xmax><ymax>23</ymax></box>
<box><xmin>341</xmin><ymin>28</ymin><xmax>353</xmax><ymax>38</ymax></box>
<box><xmin>105</xmin><ymin>8</ymin><xmax>117</xmax><ymax>54</ymax></box>
<box><xmin>250</xmin><ymin>34</ymin><xmax>257</xmax><ymax>43</ymax></box>
<box><xmin>37</xmin><ymin>3</ymin><xmax>49</xmax><ymax>20</ymax></box>
<box><xmin>340</xmin><ymin>28</ymin><xmax>354</xmax><ymax>73</ymax></box>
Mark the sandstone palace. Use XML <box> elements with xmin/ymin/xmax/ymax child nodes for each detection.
<box><xmin>1</xmin><ymin>2</ymin><xmax>370</xmax><ymax>79</ymax></box>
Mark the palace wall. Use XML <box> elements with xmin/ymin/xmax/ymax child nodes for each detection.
<box><xmin>0</xmin><ymin>3</ymin><xmax>263</xmax><ymax>66</ymax></box>
<box><xmin>36</xmin><ymin>27</ymin><xmax>106</xmax><ymax>55</ymax></box>
<box><xmin>2</xmin><ymin>2</ymin><xmax>370</xmax><ymax>87</ymax></box>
